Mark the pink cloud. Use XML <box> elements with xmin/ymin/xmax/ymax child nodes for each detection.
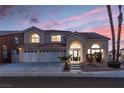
<box><xmin>84</xmin><ymin>7</ymin><xmax>106</xmax><ymax>16</ymax></box>
<box><xmin>82</xmin><ymin>25</ymin><xmax>124</xmax><ymax>49</ymax></box>
<box><xmin>85</xmin><ymin>25</ymin><xmax>124</xmax><ymax>39</ymax></box>
<box><xmin>60</xmin><ymin>7</ymin><xmax>106</xmax><ymax>23</ymax></box>
<box><xmin>54</xmin><ymin>7</ymin><xmax>107</xmax><ymax>29</ymax></box>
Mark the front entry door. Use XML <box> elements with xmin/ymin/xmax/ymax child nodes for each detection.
<box><xmin>70</xmin><ymin>49</ymin><xmax>81</xmax><ymax>63</ymax></box>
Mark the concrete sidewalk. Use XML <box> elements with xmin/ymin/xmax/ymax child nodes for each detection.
<box><xmin>0</xmin><ymin>63</ymin><xmax>124</xmax><ymax>77</ymax></box>
<box><xmin>1</xmin><ymin>70</ymin><xmax>124</xmax><ymax>77</ymax></box>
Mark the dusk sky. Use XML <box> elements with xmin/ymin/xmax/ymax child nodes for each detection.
<box><xmin>0</xmin><ymin>5</ymin><xmax>124</xmax><ymax>49</ymax></box>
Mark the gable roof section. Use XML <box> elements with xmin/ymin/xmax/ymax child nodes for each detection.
<box><xmin>65</xmin><ymin>32</ymin><xmax>88</xmax><ymax>39</ymax></box>
<box><xmin>46</xmin><ymin>30</ymin><xmax>71</xmax><ymax>33</ymax></box>
<box><xmin>22</xmin><ymin>26</ymin><xmax>44</xmax><ymax>33</ymax></box>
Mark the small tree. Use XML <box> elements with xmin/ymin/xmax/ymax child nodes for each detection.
<box><xmin>58</xmin><ymin>55</ymin><xmax>71</xmax><ymax>71</ymax></box>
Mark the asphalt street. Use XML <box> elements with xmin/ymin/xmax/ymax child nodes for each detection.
<box><xmin>0</xmin><ymin>76</ymin><xmax>124</xmax><ymax>88</ymax></box>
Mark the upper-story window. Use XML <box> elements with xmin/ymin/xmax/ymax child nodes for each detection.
<box><xmin>14</xmin><ymin>37</ymin><xmax>19</xmax><ymax>45</ymax></box>
<box><xmin>3</xmin><ymin>45</ymin><xmax>7</xmax><ymax>58</ymax></box>
<box><xmin>31</xmin><ymin>34</ymin><xmax>40</xmax><ymax>43</ymax></box>
<box><xmin>51</xmin><ymin>35</ymin><xmax>61</xmax><ymax>42</ymax></box>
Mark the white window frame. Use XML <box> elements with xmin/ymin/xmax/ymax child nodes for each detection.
<box><xmin>31</xmin><ymin>34</ymin><xmax>40</xmax><ymax>43</ymax></box>
<box><xmin>51</xmin><ymin>35</ymin><xmax>61</xmax><ymax>42</ymax></box>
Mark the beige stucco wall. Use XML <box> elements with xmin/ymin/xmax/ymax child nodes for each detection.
<box><xmin>45</xmin><ymin>32</ymin><xmax>70</xmax><ymax>44</ymax></box>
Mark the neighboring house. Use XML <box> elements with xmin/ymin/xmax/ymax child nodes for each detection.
<box><xmin>108</xmin><ymin>48</ymin><xmax>124</xmax><ymax>62</ymax></box>
<box><xmin>120</xmin><ymin>48</ymin><xmax>124</xmax><ymax>61</ymax></box>
<box><xmin>0</xmin><ymin>26</ymin><xmax>110</xmax><ymax>64</ymax></box>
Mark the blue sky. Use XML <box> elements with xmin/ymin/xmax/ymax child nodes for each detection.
<box><xmin>0</xmin><ymin>5</ymin><xmax>106</xmax><ymax>30</ymax></box>
<box><xmin>0</xmin><ymin>5</ymin><xmax>124</xmax><ymax>49</ymax></box>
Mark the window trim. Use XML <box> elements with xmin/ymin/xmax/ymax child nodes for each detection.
<box><xmin>51</xmin><ymin>35</ymin><xmax>61</xmax><ymax>43</ymax></box>
<box><xmin>31</xmin><ymin>34</ymin><xmax>40</xmax><ymax>43</ymax></box>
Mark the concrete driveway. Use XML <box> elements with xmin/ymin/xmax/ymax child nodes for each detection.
<box><xmin>0</xmin><ymin>62</ymin><xmax>64</xmax><ymax>76</ymax></box>
<box><xmin>1</xmin><ymin>62</ymin><xmax>124</xmax><ymax>77</ymax></box>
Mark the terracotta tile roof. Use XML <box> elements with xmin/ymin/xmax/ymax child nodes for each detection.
<box><xmin>65</xmin><ymin>32</ymin><xmax>110</xmax><ymax>39</ymax></box>
<box><xmin>45</xmin><ymin>30</ymin><xmax>71</xmax><ymax>33</ymax></box>
<box><xmin>0</xmin><ymin>26</ymin><xmax>110</xmax><ymax>40</ymax></box>
<box><xmin>79</xmin><ymin>32</ymin><xmax>110</xmax><ymax>39</ymax></box>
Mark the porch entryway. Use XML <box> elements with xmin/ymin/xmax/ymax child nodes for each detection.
<box><xmin>69</xmin><ymin>41</ymin><xmax>82</xmax><ymax>64</ymax></box>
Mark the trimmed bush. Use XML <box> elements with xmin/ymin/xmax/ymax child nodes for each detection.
<box><xmin>94</xmin><ymin>52</ymin><xmax>102</xmax><ymax>63</ymax></box>
<box><xmin>86</xmin><ymin>54</ymin><xmax>94</xmax><ymax>63</ymax></box>
<box><xmin>107</xmin><ymin>61</ymin><xmax>121</xmax><ymax>68</ymax></box>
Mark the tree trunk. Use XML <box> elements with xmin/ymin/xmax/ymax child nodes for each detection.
<box><xmin>116</xmin><ymin>5</ymin><xmax>123</xmax><ymax>61</ymax></box>
<box><xmin>107</xmin><ymin>5</ymin><xmax>116</xmax><ymax>61</ymax></box>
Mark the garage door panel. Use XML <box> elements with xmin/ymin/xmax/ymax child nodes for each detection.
<box><xmin>22</xmin><ymin>51</ymin><xmax>65</xmax><ymax>62</ymax></box>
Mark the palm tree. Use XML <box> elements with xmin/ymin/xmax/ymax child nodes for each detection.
<box><xmin>107</xmin><ymin>5</ymin><xmax>116</xmax><ymax>61</ymax></box>
<box><xmin>58</xmin><ymin>55</ymin><xmax>71</xmax><ymax>71</ymax></box>
<box><xmin>116</xmin><ymin>5</ymin><xmax>123</xmax><ymax>61</ymax></box>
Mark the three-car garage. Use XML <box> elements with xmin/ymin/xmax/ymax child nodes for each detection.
<box><xmin>19</xmin><ymin>48</ymin><xmax>66</xmax><ymax>62</ymax></box>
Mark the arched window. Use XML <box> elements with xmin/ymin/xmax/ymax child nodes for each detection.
<box><xmin>91</xmin><ymin>44</ymin><xmax>101</xmax><ymax>54</ymax></box>
<box><xmin>91</xmin><ymin>44</ymin><xmax>100</xmax><ymax>48</ymax></box>
<box><xmin>70</xmin><ymin>43</ymin><xmax>81</xmax><ymax>49</ymax></box>
<box><xmin>31</xmin><ymin>34</ymin><xmax>40</xmax><ymax>43</ymax></box>
<box><xmin>87</xmin><ymin>43</ymin><xmax>104</xmax><ymax>58</ymax></box>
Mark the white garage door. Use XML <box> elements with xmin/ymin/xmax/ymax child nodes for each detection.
<box><xmin>22</xmin><ymin>50</ymin><xmax>65</xmax><ymax>62</ymax></box>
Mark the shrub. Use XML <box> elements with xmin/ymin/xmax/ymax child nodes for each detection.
<box><xmin>107</xmin><ymin>61</ymin><xmax>121</xmax><ymax>68</ymax></box>
<box><xmin>94</xmin><ymin>52</ymin><xmax>102</xmax><ymax>63</ymax></box>
<box><xmin>86</xmin><ymin>54</ymin><xmax>94</xmax><ymax>63</ymax></box>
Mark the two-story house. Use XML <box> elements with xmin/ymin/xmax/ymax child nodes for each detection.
<box><xmin>0</xmin><ymin>26</ymin><xmax>110</xmax><ymax>64</ymax></box>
